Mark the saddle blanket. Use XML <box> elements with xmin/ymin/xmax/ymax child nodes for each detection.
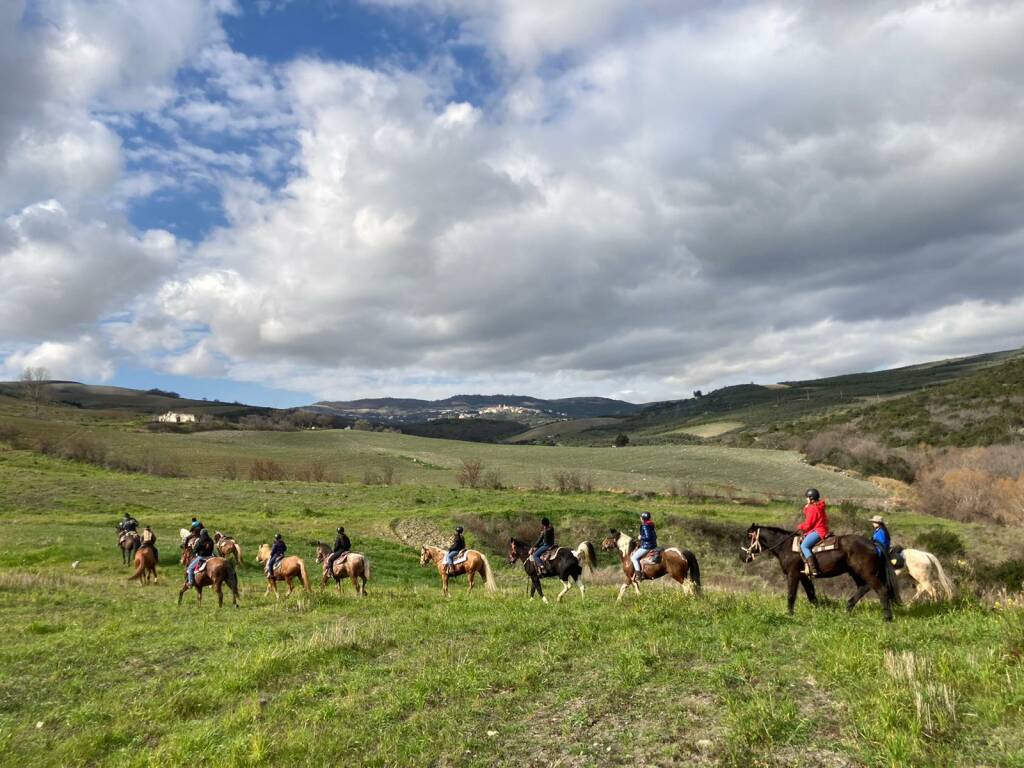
<box><xmin>330</xmin><ymin>552</ymin><xmax>351</xmax><ymax>568</ymax></box>
<box><xmin>792</xmin><ymin>535</ymin><xmax>839</xmax><ymax>554</ymax></box>
<box><xmin>452</xmin><ymin>550</ymin><xmax>470</xmax><ymax>565</ymax></box>
<box><xmin>194</xmin><ymin>559</ymin><xmax>208</xmax><ymax>573</ymax></box>
<box><xmin>537</xmin><ymin>546</ymin><xmax>562</xmax><ymax>562</ymax></box>
<box><xmin>639</xmin><ymin>548</ymin><xmax>663</xmax><ymax>565</ymax></box>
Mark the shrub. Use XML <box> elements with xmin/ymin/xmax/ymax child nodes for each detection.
<box><xmin>614</xmin><ymin>433</ymin><xmax>630</xmax><ymax>447</ymax></box>
<box><xmin>0</xmin><ymin>423</ymin><xmax>25</xmax><ymax>448</ymax></box>
<box><xmin>552</xmin><ymin>470</ymin><xmax>593</xmax><ymax>493</ymax></box>
<box><xmin>481</xmin><ymin>469</ymin><xmax>505</xmax><ymax>490</ymax></box>
<box><xmin>456</xmin><ymin>459</ymin><xmax>484</xmax><ymax>489</ymax></box>
<box><xmin>249</xmin><ymin>459</ymin><xmax>287</xmax><ymax>481</ymax></box>
<box><xmin>913</xmin><ymin>529</ymin><xmax>966</xmax><ymax>558</ymax></box>
<box><xmin>975</xmin><ymin>559</ymin><xmax>1024</xmax><ymax>592</ymax></box>
<box><xmin>222</xmin><ymin>461</ymin><xmax>238</xmax><ymax>480</ymax></box>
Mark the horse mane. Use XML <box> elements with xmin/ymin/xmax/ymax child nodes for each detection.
<box><xmin>755</xmin><ymin>525</ymin><xmax>793</xmax><ymax>536</ymax></box>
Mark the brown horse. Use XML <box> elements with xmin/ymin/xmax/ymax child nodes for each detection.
<box><xmin>213</xmin><ymin>532</ymin><xmax>243</xmax><ymax>565</ymax></box>
<box><xmin>177</xmin><ymin>545</ymin><xmax>239</xmax><ymax>607</ymax></box>
<box><xmin>742</xmin><ymin>524</ymin><xmax>901</xmax><ymax>622</ymax></box>
<box><xmin>128</xmin><ymin>546</ymin><xmax>158</xmax><ymax>584</ymax></box>
<box><xmin>313</xmin><ymin>542</ymin><xmax>370</xmax><ymax>596</ymax></box>
<box><xmin>601</xmin><ymin>529</ymin><xmax>701</xmax><ymax>602</ymax></box>
<box><xmin>420</xmin><ymin>545</ymin><xmax>496</xmax><ymax>597</ymax></box>
<box><xmin>118</xmin><ymin>530</ymin><xmax>140</xmax><ymax>566</ymax></box>
<box><xmin>255</xmin><ymin>543</ymin><xmax>311</xmax><ymax>598</ymax></box>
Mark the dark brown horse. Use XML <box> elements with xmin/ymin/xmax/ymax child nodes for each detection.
<box><xmin>314</xmin><ymin>542</ymin><xmax>370</xmax><ymax>596</ymax></box>
<box><xmin>507</xmin><ymin>538</ymin><xmax>595</xmax><ymax>603</ymax></box>
<box><xmin>117</xmin><ymin>530</ymin><xmax>140</xmax><ymax>566</ymax></box>
<box><xmin>420</xmin><ymin>545</ymin><xmax>496</xmax><ymax>597</ymax></box>
<box><xmin>742</xmin><ymin>524</ymin><xmax>901</xmax><ymax>621</ymax></box>
<box><xmin>128</xmin><ymin>546</ymin><xmax>158</xmax><ymax>585</ymax></box>
<box><xmin>178</xmin><ymin>544</ymin><xmax>240</xmax><ymax>607</ymax></box>
<box><xmin>601</xmin><ymin>529</ymin><xmax>701</xmax><ymax>602</ymax></box>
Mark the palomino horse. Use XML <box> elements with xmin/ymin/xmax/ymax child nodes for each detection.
<box><xmin>313</xmin><ymin>542</ymin><xmax>370</xmax><ymax>596</ymax></box>
<box><xmin>213</xmin><ymin>532</ymin><xmax>243</xmax><ymax>565</ymax></box>
<box><xmin>128</xmin><ymin>546</ymin><xmax>158</xmax><ymax>584</ymax></box>
<box><xmin>507</xmin><ymin>538</ymin><xmax>596</xmax><ymax>603</ymax></box>
<box><xmin>743</xmin><ymin>524</ymin><xmax>901</xmax><ymax>621</ymax></box>
<box><xmin>420</xmin><ymin>545</ymin><xmax>496</xmax><ymax>597</ymax></box>
<box><xmin>890</xmin><ymin>546</ymin><xmax>956</xmax><ymax>603</ymax></box>
<box><xmin>602</xmin><ymin>529</ymin><xmax>701</xmax><ymax>602</ymax></box>
<box><xmin>118</xmin><ymin>530</ymin><xmax>140</xmax><ymax>566</ymax></box>
<box><xmin>255</xmin><ymin>543</ymin><xmax>311</xmax><ymax>598</ymax></box>
<box><xmin>177</xmin><ymin>544</ymin><xmax>239</xmax><ymax>607</ymax></box>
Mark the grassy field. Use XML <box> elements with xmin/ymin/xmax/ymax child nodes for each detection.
<box><xmin>1</xmin><ymin>447</ymin><xmax>1023</xmax><ymax>767</ymax></box>
<box><xmin>0</xmin><ymin>414</ymin><xmax>883</xmax><ymax>501</ymax></box>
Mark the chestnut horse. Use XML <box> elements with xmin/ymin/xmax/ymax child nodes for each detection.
<box><xmin>507</xmin><ymin>538</ymin><xmax>596</xmax><ymax>603</ymax></box>
<box><xmin>128</xmin><ymin>546</ymin><xmax>158</xmax><ymax>584</ymax></box>
<box><xmin>420</xmin><ymin>545</ymin><xmax>496</xmax><ymax>597</ymax></box>
<box><xmin>601</xmin><ymin>529</ymin><xmax>701</xmax><ymax>602</ymax></box>
<box><xmin>313</xmin><ymin>542</ymin><xmax>370</xmax><ymax>596</ymax></box>
<box><xmin>742</xmin><ymin>524</ymin><xmax>901</xmax><ymax>621</ymax></box>
<box><xmin>117</xmin><ymin>530</ymin><xmax>140</xmax><ymax>566</ymax></box>
<box><xmin>177</xmin><ymin>544</ymin><xmax>239</xmax><ymax>607</ymax></box>
<box><xmin>255</xmin><ymin>543</ymin><xmax>311</xmax><ymax>598</ymax></box>
<box><xmin>213</xmin><ymin>532</ymin><xmax>243</xmax><ymax>565</ymax></box>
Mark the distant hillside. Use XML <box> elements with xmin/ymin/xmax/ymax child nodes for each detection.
<box><xmin>309</xmin><ymin>394</ymin><xmax>642</xmax><ymax>424</ymax></box>
<box><xmin>515</xmin><ymin>348</ymin><xmax>1024</xmax><ymax>446</ymax></box>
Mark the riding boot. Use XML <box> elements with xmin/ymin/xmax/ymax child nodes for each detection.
<box><xmin>809</xmin><ymin>554</ymin><xmax>821</xmax><ymax>578</ymax></box>
<box><xmin>801</xmin><ymin>555</ymin><xmax>812</xmax><ymax>577</ymax></box>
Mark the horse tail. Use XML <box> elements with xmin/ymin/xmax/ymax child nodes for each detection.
<box><xmin>362</xmin><ymin>555</ymin><xmax>371</xmax><ymax>581</ymax></box>
<box><xmin>226</xmin><ymin>564</ymin><xmax>240</xmax><ymax>599</ymax></box>
<box><xmin>926</xmin><ymin>552</ymin><xmax>955</xmax><ymax>600</ymax></box>
<box><xmin>879</xmin><ymin>550</ymin><xmax>902</xmax><ymax>606</ymax></box>
<box><xmin>682</xmin><ymin>550</ymin><xmax>701</xmax><ymax>594</ymax></box>
<box><xmin>479</xmin><ymin>552</ymin><xmax>497</xmax><ymax>592</ymax></box>
<box><xmin>233</xmin><ymin>542</ymin><xmax>243</xmax><ymax>566</ymax></box>
<box><xmin>298</xmin><ymin>559</ymin><xmax>311</xmax><ymax>591</ymax></box>
<box><xmin>127</xmin><ymin>554</ymin><xmax>145</xmax><ymax>582</ymax></box>
<box><xmin>574</xmin><ymin>541</ymin><xmax>596</xmax><ymax>575</ymax></box>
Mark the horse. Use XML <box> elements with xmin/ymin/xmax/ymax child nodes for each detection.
<box><xmin>128</xmin><ymin>545</ymin><xmax>158</xmax><ymax>584</ymax></box>
<box><xmin>420</xmin><ymin>544</ymin><xmax>496</xmax><ymax>597</ymax></box>
<box><xmin>213</xmin><ymin>532</ymin><xmax>243</xmax><ymax>566</ymax></box>
<box><xmin>601</xmin><ymin>529</ymin><xmax>701</xmax><ymax>602</ymax></box>
<box><xmin>313</xmin><ymin>542</ymin><xmax>370</xmax><ymax>596</ymax></box>
<box><xmin>507</xmin><ymin>538</ymin><xmax>596</xmax><ymax>603</ymax></box>
<box><xmin>117</xmin><ymin>529</ymin><xmax>140</xmax><ymax>566</ymax></box>
<box><xmin>890</xmin><ymin>545</ymin><xmax>956</xmax><ymax>603</ymax></box>
<box><xmin>255</xmin><ymin>543</ymin><xmax>311</xmax><ymax>598</ymax></box>
<box><xmin>742</xmin><ymin>524</ymin><xmax>901</xmax><ymax>622</ymax></box>
<box><xmin>177</xmin><ymin>544</ymin><xmax>239</xmax><ymax>607</ymax></box>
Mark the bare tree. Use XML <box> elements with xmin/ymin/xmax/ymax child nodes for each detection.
<box><xmin>19</xmin><ymin>367</ymin><xmax>51</xmax><ymax>415</ymax></box>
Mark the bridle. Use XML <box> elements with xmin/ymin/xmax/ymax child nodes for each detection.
<box><xmin>741</xmin><ymin>527</ymin><xmax>793</xmax><ymax>561</ymax></box>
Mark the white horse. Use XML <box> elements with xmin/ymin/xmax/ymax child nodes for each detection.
<box><xmin>891</xmin><ymin>547</ymin><xmax>955</xmax><ymax>603</ymax></box>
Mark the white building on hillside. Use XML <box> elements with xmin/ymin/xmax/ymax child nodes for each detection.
<box><xmin>157</xmin><ymin>411</ymin><xmax>197</xmax><ymax>424</ymax></box>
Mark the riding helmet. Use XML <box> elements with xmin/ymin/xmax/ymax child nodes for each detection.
<box><xmin>337</xmin><ymin>526</ymin><xmax>345</xmax><ymax>533</ymax></box>
<box><xmin>641</xmin><ymin>512</ymin><xmax>651</xmax><ymax>521</ymax></box>
<box><xmin>806</xmin><ymin>488</ymin><xmax>820</xmax><ymax>501</ymax></box>
<box><xmin>274</xmin><ymin>533</ymin><xmax>282</xmax><ymax>540</ymax></box>
<box><xmin>455</xmin><ymin>525</ymin><xmax>464</xmax><ymax>533</ymax></box>
<box><xmin>124</xmin><ymin>513</ymin><xmax>130</xmax><ymax>518</ymax></box>
<box><xmin>541</xmin><ymin>517</ymin><xmax>550</xmax><ymax>526</ymax></box>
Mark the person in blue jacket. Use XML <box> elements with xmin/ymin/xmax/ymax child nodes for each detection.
<box><xmin>870</xmin><ymin>515</ymin><xmax>891</xmax><ymax>557</ymax></box>
<box><xmin>267</xmin><ymin>533</ymin><xmax>286</xmax><ymax>577</ymax></box>
<box><xmin>631</xmin><ymin>512</ymin><xmax>657</xmax><ymax>582</ymax></box>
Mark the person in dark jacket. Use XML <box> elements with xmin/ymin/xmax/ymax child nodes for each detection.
<box><xmin>630</xmin><ymin>512</ymin><xmax>658</xmax><ymax>582</ymax></box>
<box><xmin>531</xmin><ymin>517</ymin><xmax>556</xmax><ymax>571</ymax></box>
<box><xmin>189</xmin><ymin>517</ymin><xmax>202</xmax><ymax>532</ymax></box>
<box><xmin>870</xmin><ymin>515</ymin><xmax>891</xmax><ymax>557</ymax></box>
<box><xmin>120</xmin><ymin>513</ymin><xmax>138</xmax><ymax>533</ymax></box>
<box><xmin>187</xmin><ymin>528</ymin><xmax>214</xmax><ymax>586</ymax></box>
<box><xmin>266</xmin><ymin>533</ymin><xmax>287</xmax><ymax>577</ymax></box>
<box><xmin>444</xmin><ymin>526</ymin><xmax>465</xmax><ymax>574</ymax></box>
<box><xmin>325</xmin><ymin>526</ymin><xmax>351</xmax><ymax>575</ymax></box>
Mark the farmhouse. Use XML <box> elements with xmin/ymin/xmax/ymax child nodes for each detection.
<box><xmin>157</xmin><ymin>411</ymin><xmax>197</xmax><ymax>424</ymax></box>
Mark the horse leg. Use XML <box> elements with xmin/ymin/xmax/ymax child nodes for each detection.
<box><xmin>576</xmin><ymin>576</ymin><xmax>586</xmax><ymax>600</ymax></box>
<box><xmin>787</xmin><ymin>573</ymin><xmax>801</xmax><ymax>615</ymax></box>
<box><xmin>196</xmin><ymin>586</ymin><xmax>203</xmax><ymax>606</ymax></box>
<box><xmin>556</xmin><ymin>579</ymin><xmax>571</xmax><ymax>603</ymax></box>
<box><xmin>846</xmin><ymin>573</ymin><xmax>870</xmax><ymax>612</ymax></box>
<box><xmin>799</xmin><ymin>574</ymin><xmax>818</xmax><ymax>605</ymax></box>
<box><xmin>467</xmin><ymin>569</ymin><xmax>475</xmax><ymax>593</ymax></box>
<box><xmin>616</xmin><ymin>582</ymin><xmax>629</xmax><ymax>603</ymax></box>
<box><xmin>177</xmin><ymin>582</ymin><xmax>189</xmax><ymax>605</ymax></box>
<box><xmin>216</xmin><ymin>582</ymin><xmax>224</xmax><ymax>607</ymax></box>
<box><xmin>285</xmin><ymin>576</ymin><xmax>294</xmax><ymax>597</ymax></box>
<box><xmin>442</xmin><ymin>572</ymin><xmax>450</xmax><ymax>597</ymax></box>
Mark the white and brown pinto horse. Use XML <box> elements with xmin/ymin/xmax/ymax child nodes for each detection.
<box><xmin>507</xmin><ymin>538</ymin><xmax>596</xmax><ymax>603</ymax></box>
<box><xmin>890</xmin><ymin>546</ymin><xmax>956</xmax><ymax>603</ymax></box>
<box><xmin>255</xmin><ymin>543</ymin><xmax>311</xmax><ymax>598</ymax></box>
<box><xmin>420</xmin><ymin>545</ymin><xmax>496</xmax><ymax>597</ymax></box>
<box><xmin>313</xmin><ymin>541</ymin><xmax>370</xmax><ymax>596</ymax></box>
<box><xmin>601</xmin><ymin>529</ymin><xmax>701</xmax><ymax>602</ymax></box>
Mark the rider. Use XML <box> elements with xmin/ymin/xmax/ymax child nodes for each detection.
<box><xmin>267</xmin><ymin>533</ymin><xmax>287</xmax><ymax>577</ymax></box>
<box><xmin>630</xmin><ymin>512</ymin><xmax>658</xmax><ymax>583</ymax></box>
<box><xmin>798</xmin><ymin>488</ymin><xmax>830</xmax><ymax>577</ymax></box>
<box><xmin>870</xmin><ymin>514</ymin><xmax>891</xmax><ymax>557</ymax></box>
<box><xmin>187</xmin><ymin>527</ymin><xmax>214</xmax><ymax>587</ymax></box>
<box><xmin>531</xmin><ymin>517</ymin><xmax>556</xmax><ymax>572</ymax></box>
<box><xmin>444</xmin><ymin>526</ymin><xmax>465</xmax><ymax>574</ymax></box>
<box><xmin>120</xmin><ymin>513</ymin><xmax>138</xmax><ymax>533</ymax></box>
<box><xmin>140</xmin><ymin>525</ymin><xmax>158</xmax><ymax>562</ymax></box>
<box><xmin>189</xmin><ymin>517</ymin><xmax>203</xmax><ymax>533</ymax></box>
<box><xmin>325</xmin><ymin>526</ymin><xmax>351</xmax><ymax>574</ymax></box>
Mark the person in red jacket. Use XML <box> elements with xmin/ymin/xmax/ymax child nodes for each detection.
<box><xmin>798</xmin><ymin>488</ymin><xmax>829</xmax><ymax>577</ymax></box>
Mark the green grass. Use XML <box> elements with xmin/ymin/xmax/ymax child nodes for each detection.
<box><xmin>1</xmin><ymin>449</ymin><xmax>1023</xmax><ymax>766</ymax></box>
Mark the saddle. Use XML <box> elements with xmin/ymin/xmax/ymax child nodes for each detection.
<box><xmin>529</xmin><ymin>546</ymin><xmax>562</xmax><ymax>562</ymax></box>
<box><xmin>452</xmin><ymin>550</ymin><xmax>470</xmax><ymax>565</ymax></box>
<box><xmin>195</xmin><ymin>559</ymin><xmax>208</xmax><ymax>573</ymax></box>
<box><xmin>639</xmin><ymin>548</ymin><xmax>663</xmax><ymax>565</ymax></box>
<box><xmin>331</xmin><ymin>551</ymin><xmax>351</xmax><ymax>568</ymax></box>
<box><xmin>792</xmin><ymin>535</ymin><xmax>839</xmax><ymax>554</ymax></box>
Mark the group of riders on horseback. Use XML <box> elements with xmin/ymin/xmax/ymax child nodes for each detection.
<box><xmin>117</xmin><ymin>485</ymin><xmax>906</xmax><ymax>619</ymax></box>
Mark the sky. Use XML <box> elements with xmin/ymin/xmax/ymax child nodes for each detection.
<box><xmin>2</xmin><ymin>1</ymin><xmax>1023</xmax><ymax>408</ymax></box>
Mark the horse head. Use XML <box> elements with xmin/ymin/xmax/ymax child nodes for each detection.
<box><xmin>600</xmin><ymin>529</ymin><xmax>620</xmax><ymax>552</ymax></box>
<box><xmin>507</xmin><ymin>537</ymin><xmax>525</xmax><ymax>565</ymax></box>
<box><xmin>742</xmin><ymin>524</ymin><xmax>763</xmax><ymax>563</ymax></box>
<box><xmin>255</xmin><ymin>543</ymin><xmax>269</xmax><ymax>564</ymax></box>
<box><xmin>419</xmin><ymin>545</ymin><xmax>432</xmax><ymax>566</ymax></box>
